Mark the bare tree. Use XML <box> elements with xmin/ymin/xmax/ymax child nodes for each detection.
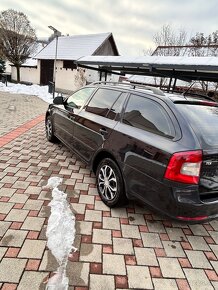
<box><xmin>74</xmin><ymin>68</ymin><xmax>87</xmax><ymax>89</ymax></box>
<box><xmin>153</xmin><ymin>24</ymin><xmax>187</xmax><ymax>56</ymax></box>
<box><xmin>0</xmin><ymin>9</ymin><xmax>36</xmax><ymax>82</ymax></box>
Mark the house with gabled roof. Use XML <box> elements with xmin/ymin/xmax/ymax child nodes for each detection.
<box><xmin>11</xmin><ymin>32</ymin><xmax>119</xmax><ymax>92</ymax></box>
<box><xmin>34</xmin><ymin>32</ymin><xmax>119</xmax><ymax>91</ymax></box>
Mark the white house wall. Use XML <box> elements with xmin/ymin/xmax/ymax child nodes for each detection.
<box><xmin>55</xmin><ymin>61</ymin><xmax>119</xmax><ymax>92</ymax></box>
<box><xmin>11</xmin><ymin>59</ymin><xmax>119</xmax><ymax>91</ymax></box>
<box><xmin>11</xmin><ymin>60</ymin><xmax>41</xmax><ymax>84</ymax></box>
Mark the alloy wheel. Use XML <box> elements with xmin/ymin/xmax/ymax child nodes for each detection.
<box><xmin>98</xmin><ymin>165</ymin><xmax>117</xmax><ymax>200</ymax></box>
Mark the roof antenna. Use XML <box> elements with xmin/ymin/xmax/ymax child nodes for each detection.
<box><xmin>182</xmin><ymin>81</ymin><xmax>197</xmax><ymax>97</ymax></box>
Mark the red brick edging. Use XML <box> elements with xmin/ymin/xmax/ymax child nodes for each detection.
<box><xmin>0</xmin><ymin>114</ymin><xmax>45</xmax><ymax>147</ymax></box>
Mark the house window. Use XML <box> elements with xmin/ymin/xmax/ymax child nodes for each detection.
<box><xmin>63</xmin><ymin>60</ymin><xmax>77</xmax><ymax>70</ymax></box>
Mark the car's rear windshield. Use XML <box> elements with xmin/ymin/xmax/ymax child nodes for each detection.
<box><xmin>176</xmin><ymin>103</ymin><xmax>218</xmax><ymax>146</ymax></box>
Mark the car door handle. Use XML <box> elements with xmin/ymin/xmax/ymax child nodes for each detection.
<box><xmin>99</xmin><ymin>128</ymin><xmax>108</xmax><ymax>135</ymax></box>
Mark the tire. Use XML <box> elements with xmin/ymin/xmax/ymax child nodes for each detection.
<box><xmin>45</xmin><ymin>115</ymin><xmax>57</xmax><ymax>143</ymax></box>
<box><xmin>96</xmin><ymin>158</ymin><xmax>128</xmax><ymax>207</ymax></box>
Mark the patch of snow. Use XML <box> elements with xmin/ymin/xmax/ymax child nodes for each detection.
<box><xmin>44</xmin><ymin>177</ymin><xmax>76</xmax><ymax>290</ymax></box>
<box><xmin>0</xmin><ymin>82</ymin><xmax>53</xmax><ymax>104</ymax></box>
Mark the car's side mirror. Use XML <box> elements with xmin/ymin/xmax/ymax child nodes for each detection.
<box><xmin>53</xmin><ymin>96</ymin><xmax>64</xmax><ymax>105</ymax></box>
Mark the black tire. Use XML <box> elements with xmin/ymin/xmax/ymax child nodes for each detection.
<box><xmin>96</xmin><ymin>158</ymin><xmax>128</xmax><ymax>207</ymax></box>
<box><xmin>45</xmin><ymin>115</ymin><xmax>57</xmax><ymax>143</ymax></box>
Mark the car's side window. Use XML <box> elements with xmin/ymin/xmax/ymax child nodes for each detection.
<box><xmin>66</xmin><ymin>87</ymin><xmax>95</xmax><ymax>109</ymax></box>
<box><xmin>85</xmin><ymin>88</ymin><xmax>121</xmax><ymax>117</ymax></box>
<box><xmin>123</xmin><ymin>94</ymin><xmax>175</xmax><ymax>138</ymax></box>
<box><xmin>106</xmin><ymin>93</ymin><xmax>127</xmax><ymax>120</ymax></box>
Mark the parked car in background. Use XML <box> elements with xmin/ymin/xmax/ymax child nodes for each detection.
<box><xmin>45</xmin><ymin>81</ymin><xmax>218</xmax><ymax>222</ymax></box>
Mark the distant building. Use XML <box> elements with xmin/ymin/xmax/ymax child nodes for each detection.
<box><xmin>11</xmin><ymin>32</ymin><xmax>119</xmax><ymax>92</ymax></box>
<box><xmin>129</xmin><ymin>44</ymin><xmax>218</xmax><ymax>94</ymax></box>
<box><xmin>35</xmin><ymin>32</ymin><xmax>119</xmax><ymax>92</ymax></box>
<box><xmin>152</xmin><ymin>44</ymin><xmax>218</xmax><ymax>57</ymax></box>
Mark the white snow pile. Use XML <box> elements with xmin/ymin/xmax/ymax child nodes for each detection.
<box><xmin>44</xmin><ymin>177</ymin><xmax>77</xmax><ymax>290</ymax></box>
<box><xmin>0</xmin><ymin>82</ymin><xmax>53</xmax><ymax>104</ymax></box>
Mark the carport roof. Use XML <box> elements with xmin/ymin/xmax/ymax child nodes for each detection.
<box><xmin>75</xmin><ymin>55</ymin><xmax>218</xmax><ymax>82</ymax></box>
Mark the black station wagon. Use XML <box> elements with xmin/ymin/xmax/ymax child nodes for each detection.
<box><xmin>45</xmin><ymin>82</ymin><xmax>218</xmax><ymax>222</ymax></box>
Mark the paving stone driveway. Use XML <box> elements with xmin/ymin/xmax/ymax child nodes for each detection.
<box><xmin>0</xmin><ymin>91</ymin><xmax>218</xmax><ymax>290</ymax></box>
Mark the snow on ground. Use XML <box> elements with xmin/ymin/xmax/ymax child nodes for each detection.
<box><xmin>44</xmin><ymin>177</ymin><xmax>77</xmax><ymax>290</ymax></box>
<box><xmin>0</xmin><ymin>82</ymin><xmax>53</xmax><ymax>104</ymax></box>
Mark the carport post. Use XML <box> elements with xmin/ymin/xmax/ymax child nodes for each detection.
<box><xmin>167</xmin><ymin>77</ymin><xmax>173</xmax><ymax>92</ymax></box>
<box><xmin>99</xmin><ymin>71</ymin><xmax>102</xmax><ymax>81</ymax></box>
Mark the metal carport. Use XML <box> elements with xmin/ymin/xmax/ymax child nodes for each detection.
<box><xmin>75</xmin><ymin>55</ymin><xmax>218</xmax><ymax>91</ymax></box>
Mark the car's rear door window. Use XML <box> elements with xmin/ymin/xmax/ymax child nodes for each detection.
<box><xmin>85</xmin><ymin>88</ymin><xmax>121</xmax><ymax>117</ymax></box>
<box><xmin>123</xmin><ymin>94</ymin><xmax>175</xmax><ymax>138</ymax></box>
<box><xmin>176</xmin><ymin>103</ymin><xmax>218</xmax><ymax>146</ymax></box>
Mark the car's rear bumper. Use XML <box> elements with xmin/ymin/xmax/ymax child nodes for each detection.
<box><xmin>169</xmin><ymin>187</ymin><xmax>218</xmax><ymax>222</ymax></box>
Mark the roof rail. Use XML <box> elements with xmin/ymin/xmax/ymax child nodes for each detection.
<box><xmin>90</xmin><ymin>81</ymin><xmax>165</xmax><ymax>96</ymax></box>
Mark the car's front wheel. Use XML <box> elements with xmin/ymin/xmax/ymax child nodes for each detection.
<box><xmin>45</xmin><ymin>115</ymin><xmax>57</xmax><ymax>143</ymax></box>
<box><xmin>96</xmin><ymin>158</ymin><xmax>127</xmax><ymax>207</ymax></box>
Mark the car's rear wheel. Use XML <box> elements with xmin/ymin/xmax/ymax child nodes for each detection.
<box><xmin>96</xmin><ymin>158</ymin><xmax>127</xmax><ymax>207</ymax></box>
<box><xmin>45</xmin><ymin>115</ymin><xmax>57</xmax><ymax>143</ymax></box>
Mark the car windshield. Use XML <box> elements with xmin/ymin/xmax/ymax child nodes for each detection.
<box><xmin>176</xmin><ymin>103</ymin><xmax>218</xmax><ymax>146</ymax></box>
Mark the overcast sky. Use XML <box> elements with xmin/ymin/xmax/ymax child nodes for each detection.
<box><xmin>0</xmin><ymin>0</ymin><xmax>217</xmax><ymax>55</ymax></box>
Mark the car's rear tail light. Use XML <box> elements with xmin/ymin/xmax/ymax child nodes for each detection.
<box><xmin>164</xmin><ymin>150</ymin><xmax>202</xmax><ymax>184</ymax></box>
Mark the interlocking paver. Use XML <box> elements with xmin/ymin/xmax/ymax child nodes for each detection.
<box><xmin>5</xmin><ymin>209</ymin><xmax>29</xmax><ymax>222</ymax></box>
<box><xmin>9</xmin><ymin>193</ymin><xmax>28</xmax><ymax>203</ymax></box>
<box><xmin>184</xmin><ymin>268</ymin><xmax>214</xmax><ymax>290</ymax></box>
<box><xmin>186</xmin><ymin>250</ymin><xmax>212</xmax><ymax>269</ymax></box>
<box><xmin>0</xmin><ymin>202</ymin><xmax>14</xmax><ymax>214</ymax></box>
<box><xmin>85</xmin><ymin>209</ymin><xmax>102</xmax><ymax>222</ymax></box>
<box><xmin>189</xmin><ymin>224</ymin><xmax>209</xmax><ymax>236</ymax></box>
<box><xmin>93</xmin><ymin>229</ymin><xmax>112</xmax><ymax>244</ymax></box>
<box><xmin>103</xmin><ymin>217</ymin><xmax>121</xmax><ymax>230</ymax></box>
<box><xmin>210</xmin><ymin>244</ymin><xmax>218</xmax><ymax>259</ymax></box>
<box><xmin>141</xmin><ymin>232</ymin><xmax>163</xmax><ymax>248</ymax></box>
<box><xmin>80</xmin><ymin>243</ymin><xmax>102</xmax><ymax>263</ymax></box>
<box><xmin>39</xmin><ymin>250</ymin><xmax>59</xmax><ymax>271</ymax></box>
<box><xmin>0</xmin><ymin>221</ymin><xmax>11</xmax><ymax>237</ymax></box>
<box><xmin>67</xmin><ymin>261</ymin><xmax>90</xmax><ymax>286</ymax></box>
<box><xmin>113</xmin><ymin>238</ymin><xmax>134</xmax><ymax>255</ymax></box>
<box><xmin>0</xmin><ymin>188</ymin><xmax>16</xmax><ymax>197</ymax></box>
<box><xmin>21</xmin><ymin>217</ymin><xmax>45</xmax><ymax>231</ymax></box>
<box><xmin>121</xmin><ymin>224</ymin><xmax>140</xmax><ymax>239</ymax></box>
<box><xmin>0</xmin><ymin>247</ymin><xmax>7</xmax><ymax>260</ymax></box>
<box><xmin>0</xmin><ymin>258</ymin><xmax>27</xmax><ymax>283</ymax></box>
<box><xmin>158</xmin><ymin>257</ymin><xmax>185</xmax><ymax>278</ymax></box>
<box><xmin>127</xmin><ymin>213</ymin><xmax>146</xmax><ymax>225</ymax></box>
<box><xmin>127</xmin><ymin>265</ymin><xmax>153</xmax><ymax>289</ymax></box>
<box><xmin>166</xmin><ymin>227</ymin><xmax>187</xmax><ymax>242</ymax></box>
<box><xmin>90</xmin><ymin>274</ymin><xmax>115</xmax><ymax>290</ymax></box>
<box><xmin>0</xmin><ymin>229</ymin><xmax>28</xmax><ymax>247</ymax></box>
<box><xmin>0</xmin><ymin>91</ymin><xmax>218</xmax><ymax>289</ymax></box>
<box><xmin>187</xmin><ymin>235</ymin><xmax>210</xmax><ymax>251</ymax></box>
<box><xmin>17</xmin><ymin>271</ymin><xmax>48</xmax><ymax>290</ymax></box>
<box><xmin>210</xmin><ymin>231</ymin><xmax>218</xmax><ymax>243</ymax></box>
<box><xmin>23</xmin><ymin>199</ymin><xmax>44</xmax><ymax>210</ymax></box>
<box><xmin>211</xmin><ymin>260</ymin><xmax>218</xmax><ymax>273</ymax></box>
<box><xmin>210</xmin><ymin>220</ymin><xmax>218</xmax><ymax>231</ymax></box>
<box><xmin>18</xmin><ymin>239</ymin><xmax>46</xmax><ymax>259</ymax></box>
<box><xmin>135</xmin><ymin>247</ymin><xmax>158</xmax><ymax>266</ymax></box>
<box><xmin>147</xmin><ymin>220</ymin><xmax>166</xmax><ymax>233</ymax></box>
<box><xmin>111</xmin><ymin>208</ymin><xmax>127</xmax><ymax>218</ymax></box>
<box><xmin>76</xmin><ymin>221</ymin><xmax>93</xmax><ymax>235</ymax></box>
<box><xmin>153</xmin><ymin>278</ymin><xmax>178</xmax><ymax>290</ymax></box>
<box><xmin>162</xmin><ymin>240</ymin><xmax>186</xmax><ymax>257</ymax></box>
<box><xmin>103</xmin><ymin>254</ymin><xmax>126</xmax><ymax>275</ymax></box>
